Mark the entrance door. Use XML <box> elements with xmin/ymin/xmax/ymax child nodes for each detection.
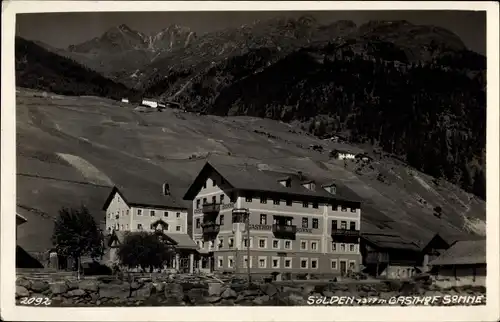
<box><xmin>340</xmin><ymin>260</ymin><xmax>348</xmax><ymax>276</ymax></box>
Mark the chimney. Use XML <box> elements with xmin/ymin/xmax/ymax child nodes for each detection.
<box><xmin>163</xmin><ymin>183</ymin><xmax>170</xmax><ymax>196</ymax></box>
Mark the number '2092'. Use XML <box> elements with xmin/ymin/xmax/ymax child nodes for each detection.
<box><xmin>19</xmin><ymin>297</ymin><xmax>52</xmax><ymax>306</ymax></box>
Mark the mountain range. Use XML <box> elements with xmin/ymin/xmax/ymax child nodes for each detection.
<box><xmin>15</xmin><ymin>16</ymin><xmax>486</xmax><ymax>201</ymax></box>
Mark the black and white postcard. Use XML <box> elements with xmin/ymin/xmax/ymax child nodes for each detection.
<box><xmin>1</xmin><ymin>1</ymin><xmax>499</xmax><ymax>321</ymax></box>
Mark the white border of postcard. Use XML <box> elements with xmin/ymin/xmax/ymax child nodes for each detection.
<box><xmin>2</xmin><ymin>1</ymin><xmax>499</xmax><ymax>321</ymax></box>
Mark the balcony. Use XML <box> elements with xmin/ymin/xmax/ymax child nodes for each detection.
<box><xmin>202</xmin><ymin>203</ymin><xmax>221</xmax><ymax>213</ymax></box>
<box><xmin>331</xmin><ymin>229</ymin><xmax>360</xmax><ymax>243</ymax></box>
<box><xmin>272</xmin><ymin>224</ymin><xmax>297</xmax><ymax>238</ymax></box>
<box><xmin>202</xmin><ymin>222</ymin><xmax>221</xmax><ymax>235</ymax></box>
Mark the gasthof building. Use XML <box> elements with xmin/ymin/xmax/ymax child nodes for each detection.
<box><xmin>183</xmin><ymin>161</ymin><xmax>362</xmax><ymax>278</ymax></box>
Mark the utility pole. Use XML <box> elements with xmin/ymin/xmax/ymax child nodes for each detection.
<box><xmin>246</xmin><ymin>209</ymin><xmax>251</xmax><ymax>286</ymax></box>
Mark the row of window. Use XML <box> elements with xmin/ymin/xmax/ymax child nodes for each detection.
<box><xmin>202</xmin><ymin>178</ymin><xmax>225</xmax><ymax>189</ymax></box>
<box><xmin>108</xmin><ymin>209</ymin><xmax>182</xmax><ymax>219</ymax></box>
<box><xmin>217</xmin><ymin>256</ymin><xmax>357</xmax><ymax>271</ymax></box>
<box><xmin>196</xmin><ymin>237</ymin><xmax>358</xmax><ymax>253</ymax></box>
<box><xmin>107</xmin><ymin>223</ymin><xmax>182</xmax><ymax>232</ymax></box>
<box><xmin>194</xmin><ymin>193</ymin><xmax>358</xmax><ymax>212</ymax></box>
<box><xmin>195</xmin><ymin>214</ymin><xmax>358</xmax><ymax>231</ymax></box>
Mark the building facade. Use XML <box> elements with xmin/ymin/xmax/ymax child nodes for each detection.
<box><xmin>183</xmin><ymin>162</ymin><xmax>362</xmax><ymax>278</ymax></box>
<box><xmin>141</xmin><ymin>98</ymin><xmax>158</xmax><ymax>108</ymax></box>
<box><xmin>103</xmin><ymin>185</ymin><xmax>198</xmax><ymax>272</ymax></box>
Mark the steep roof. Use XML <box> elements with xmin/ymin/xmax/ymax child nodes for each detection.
<box><xmin>106</xmin><ymin>230</ymin><xmax>197</xmax><ymax>251</ymax></box>
<box><xmin>429</xmin><ymin>239</ymin><xmax>486</xmax><ymax>266</ymax></box>
<box><xmin>361</xmin><ymin>232</ymin><xmax>422</xmax><ymax>252</ymax></box>
<box><xmin>183</xmin><ymin>161</ymin><xmax>361</xmax><ymax>204</ymax></box>
<box><xmin>102</xmin><ymin>186</ymin><xmax>188</xmax><ymax>211</ymax></box>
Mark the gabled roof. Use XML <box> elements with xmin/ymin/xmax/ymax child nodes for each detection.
<box><xmin>16</xmin><ymin>213</ymin><xmax>28</xmax><ymax>226</ymax></box>
<box><xmin>361</xmin><ymin>233</ymin><xmax>422</xmax><ymax>252</ymax></box>
<box><xmin>422</xmin><ymin>231</ymin><xmax>484</xmax><ymax>251</ymax></box>
<box><xmin>106</xmin><ymin>230</ymin><xmax>179</xmax><ymax>248</ymax></box>
<box><xmin>429</xmin><ymin>239</ymin><xmax>486</xmax><ymax>266</ymax></box>
<box><xmin>182</xmin><ymin>161</ymin><xmax>361</xmax><ymax>204</ymax></box>
<box><xmin>102</xmin><ymin>186</ymin><xmax>188</xmax><ymax>211</ymax></box>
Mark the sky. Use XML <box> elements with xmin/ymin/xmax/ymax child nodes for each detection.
<box><xmin>16</xmin><ymin>10</ymin><xmax>486</xmax><ymax>55</ymax></box>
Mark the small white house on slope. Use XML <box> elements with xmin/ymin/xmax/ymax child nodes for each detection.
<box><xmin>141</xmin><ymin>98</ymin><xmax>158</xmax><ymax>108</ymax></box>
<box><xmin>331</xmin><ymin>149</ymin><xmax>357</xmax><ymax>160</ymax></box>
<box><xmin>121</xmin><ymin>98</ymin><xmax>129</xmax><ymax>104</ymax></box>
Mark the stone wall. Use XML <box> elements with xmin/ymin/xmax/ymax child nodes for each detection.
<box><xmin>15</xmin><ymin>274</ymin><xmax>486</xmax><ymax>307</ymax></box>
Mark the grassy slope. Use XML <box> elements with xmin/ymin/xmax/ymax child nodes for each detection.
<box><xmin>15</xmin><ymin>88</ymin><xmax>485</xmax><ymax>254</ymax></box>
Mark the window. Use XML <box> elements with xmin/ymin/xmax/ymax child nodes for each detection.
<box><xmin>284</xmin><ymin>258</ymin><xmax>292</xmax><ymax>268</ymax></box>
<box><xmin>311</xmin><ymin>241</ymin><xmax>318</xmax><ymax>251</ymax></box>
<box><xmin>230</xmin><ymin>193</ymin><xmax>236</xmax><ymax>203</ymax></box>
<box><xmin>340</xmin><ymin>244</ymin><xmax>346</xmax><ymax>252</ymax></box>
<box><xmin>272</xmin><ymin>240</ymin><xmax>280</xmax><ymax>249</ymax></box>
<box><xmin>243</xmin><ymin>238</ymin><xmax>251</xmax><ymax>248</ymax></box>
<box><xmin>313</xmin><ymin>202</ymin><xmax>319</xmax><ymax>209</ymax></box>
<box><xmin>258</xmin><ymin>239</ymin><xmax>267</xmax><ymax>249</ymax></box>
<box><xmin>273</xmin><ymin>199</ymin><xmax>280</xmax><ymax>205</ymax></box>
<box><xmin>351</xmin><ymin>207</ymin><xmax>357</xmax><ymax>213</ymax></box>
<box><xmin>286</xmin><ymin>199</ymin><xmax>292</xmax><ymax>206</ymax></box>
<box><xmin>349</xmin><ymin>261</ymin><xmax>356</xmax><ymax>271</ymax></box>
<box><xmin>212</xmin><ymin>179</ymin><xmax>216</xmax><ymax>187</ymax></box>
<box><xmin>341</xmin><ymin>206</ymin><xmax>348</xmax><ymax>212</ymax></box>
<box><xmin>164</xmin><ymin>211</ymin><xmax>168</xmax><ymax>217</ymax></box>
<box><xmin>300</xmin><ymin>258</ymin><xmax>308</xmax><ymax>269</ymax></box>
<box><xmin>311</xmin><ymin>259</ymin><xmax>318</xmax><ymax>269</ymax></box>
<box><xmin>150</xmin><ymin>210</ymin><xmax>155</xmax><ymax>216</ymax></box>
<box><xmin>203</xmin><ymin>182</ymin><xmax>207</xmax><ymax>189</ymax></box>
<box><xmin>176</xmin><ymin>226</ymin><xmax>181</xmax><ymax>232</ymax></box>
<box><xmin>196</xmin><ymin>199</ymin><xmax>201</xmax><ymax>208</ymax></box>
<box><xmin>349</xmin><ymin>221</ymin><xmax>356</xmax><ymax>231</ymax></box>
<box><xmin>349</xmin><ymin>244</ymin><xmax>355</xmax><ymax>252</ymax></box>
<box><xmin>245</xmin><ymin>194</ymin><xmax>253</xmax><ymax>202</ymax></box>
<box><xmin>331</xmin><ymin>204</ymin><xmax>338</xmax><ymax>211</ymax></box>
<box><xmin>218</xmin><ymin>239</ymin><xmax>224</xmax><ymax>249</ymax></box>
<box><xmin>312</xmin><ymin>218</ymin><xmax>319</xmax><ymax>229</ymax></box>
<box><xmin>203</xmin><ymin>197</ymin><xmax>207</xmax><ymax>205</ymax></box>
<box><xmin>332</xmin><ymin>220</ymin><xmax>338</xmax><ymax>230</ymax></box>
<box><xmin>302</xmin><ymin>217</ymin><xmax>309</xmax><ymax>228</ymax></box>
<box><xmin>260</xmin><ymin>195</ymin><xmax>267</xmax><ymax>204</ymax></box>
<box><xmin>138</xmin><ymin>209</ymin><xmax>143</xmax><ymax>216</ymax></box>
<box><xmin>260</xmin><ymin>214</ymin><xmax>267</xmax><ymax>225</ymax></box>
<box><xmin>126</xmin><ymin>224</ymin><xmax>129</xmax><ymax>229</ymax></box>
<box><xmin>228</xmin><ymin>238</ymin><xmax>234</xmax><ymax>248</ymax></box>
<box><xmin>126</xmin><ymin>210</ymin><xmax>129</xmax><ymax>215</ymax></box>
<box><xmin>218</xmin><ymin>257</ymin><xmax>223</xmax><ymax>268</ymax></box>
<box><xmin>212</xmin><ymin>196</ymin><xmax>216</xmax><ymax>204</ymax></box>
<box><xmin>332</xmin><ymin>242</ymin><xmax>337</xmax><ymax>252</ymax></box>
<box><xmin>176</xmin><ymin>212</ymin><xmax>181</xmax><ymax>218</ymax></box>
<box><xmin>340</xmin><ymin>221</ymin><xmax>347</xmax><ymax>230</ymax></box>
<box><xmin>243</xmin><ymin>256</ymin><xmax>252</xmax><ymax>268</ymax></box>
<box><xmin>228</xmin><ymin>257</ymin><xmax>234</xmax><ymax>268</ymax></box>
<box><xmin>258</xmin><ymin>256</ymin><xmax>267</xmax><ymax>268</ymax></box>
<box><xmin>220</xmin><ymin>194</ymin><xmax>225</xmax><ymax>203</ymax></box>
<box><xmin>165</xmin><ymin>223</ymin><xmax>169</xmax><ymax>231</ymax></box>
<box><xmin>220</xmin><ymin>215</ymin><xmax>224</xmax><ymax>225</ymax></box>
<box><xmin>300</xmin><ymin>240</ymin><xmax>308</xmax><ymax>250</ymax></box>
<box><xmin>302</xmin><ymin>201</ymin><xmax>309</xmax><ymax>208</ymax></box>
<box><xmin>272</xmin><ymin>257</ymin><xmax>280</xmax><ymax>268</ymax></box>
<box><xmin>284</xmin><ymin>240</ymin><xmax>291</xmax><ymax>249</ymax></box>
<box><xmin>195</xmin><ymin>218</ymin><xmax>200</xmax><ymax>228</ymax></box>
<box><xmin>331</xmin><ymin>259</ymin><xmax>338</xmax><ymax>269</ymax></box>
<box><xmin>137</xmin><ymin>224</ymin><xmax>143</xmax><ymax>230</ymax></box>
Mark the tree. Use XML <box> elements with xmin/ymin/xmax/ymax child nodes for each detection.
<box><xmin>51</xmin><ymin>206</ymin><xmax>104</xmax><ymax>279</ymax></box>
<box><xmin>117</xmin><ymin>231</ymin><xmax>176</xmax><ymax>272</ymax></box>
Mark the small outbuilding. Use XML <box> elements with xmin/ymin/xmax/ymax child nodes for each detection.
<box><xmin>429</xmin><ymin>239</ymin><xmax>486</xmax><ymax>287</ymax></box>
